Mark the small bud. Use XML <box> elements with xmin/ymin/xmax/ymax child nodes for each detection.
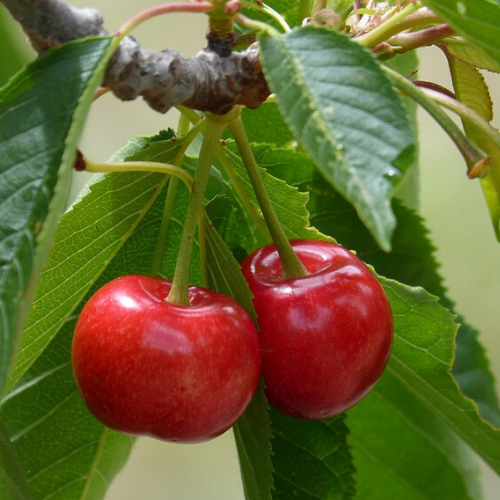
<box><xmin>74</xmin><ymin>149</ymin><xmax>87</xmax><ymax>171</ymax></box>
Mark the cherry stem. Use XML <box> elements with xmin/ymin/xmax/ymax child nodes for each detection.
<box><xmin>167</xmin><ymin>111</ymin><xmax>236</xmax><ymax>306</ymax></box>
<box><xmin>354</xmin><ymin>2</ymin><xmax>421</xmax><ymax>48</ymax></box>
<box><xmin>230</xmin><ymin>115</ymin><xmax>308</xmax><ymax>279</ymax></box>
<box><xmin>384</xmin><ymin>66</ymin><xmax>488</xmax><ymax>173</ymax></box>
<box><xmin>149</xmin><ymin>118</ymin><xmax>207</xmax><ymax>277</ymax></box>
<box><xmin>236</xmin><ymin>13</ymin><xmax>278</xmax><ymax>34</ymax></box>
<box><xmin>116</xmin><ymin>2</ymin><xmax>213</xmax><ymax>40</ymax></box>
<box><xmin>177</xmin><ymin>105</ymin><xmax>271</xmax><ymax>239</ymax></box>
<box><xmin>84</xmin><ymin>159</ymin><xmax>194</xmax><ymax>189</ymax></box>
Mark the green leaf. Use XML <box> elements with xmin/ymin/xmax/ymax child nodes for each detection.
<box><xmin>233</xmin><ymin>384</ymin><xmax>274</xmax><ymax>500</ymax></box>
<box><xmin>7</xmin><ymin>136</ymin><xmax>185</xmax><ymax>390</ymax></box>
<box><xmin>384</xmin><ymin>279</ymin><xmax>500</xmax><ymax>475</ymax></box>
<box><xmin>441</xmin><ymin>38</ymin><xmax>500</xmax><ymax>73</ymax></box>
<box><xmin>0</xmin><ymin>36</ymin><xmax>115</xmax><ymax>394</ymax></box>
<box><xmin>454</xmin><ymin>321</ymin><xmax>500</xmax><ymax>427</ymax></box>
<box><xmin>421</xmin><ymin>0</ymin><xmax>500</xmax><ymax>71</ymax></box>
<box><xmin>0</xmin><ymin>136</ymin><xmax>191</xmax><ymax>499</ymax></box>
<box><xmin>270</xmin><ymin>411</ymin><xmax>355</xmax><ymax>500</ymax></box>
<box><xmin>0</xmin><ymin>419</ymin><xmax>33</xmax><ymax>500</ymax></box>
<box><xmin>259</xmin><ymin>26</ymin><xmax>415</xmax><ymax>250</ymax></box>
<box><xmin>349</xmin><ymin>371</ymin><xmax>482</xmax><ymax>500</ymax></box>
<box><xmin>0</xmin><ymin>315</ymin><xmax>134</xmax><ymax>500</ymax></box>
<box><xmin>442</xmin><ymin>44</ymin><xmax>500</xmax><ymax>241</ymax></box>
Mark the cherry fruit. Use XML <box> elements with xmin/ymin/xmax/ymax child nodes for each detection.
<box><xmin>72</xmin><ymin>275</ymin><xmax>261</xmax><ymax>443</ymax></box>
<box><xmin>241</xmin><ymin>240</ymin><xmax>393</xmax><ymax>420</ymax></box>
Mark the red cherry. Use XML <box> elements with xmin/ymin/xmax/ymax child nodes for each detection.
<box><xmin>241</xmin><ymin>240</ymin><xmax>393</xmax><ymax>420</ymax></box>
<box><xmin>71</xmin><ymin>275</ymin><xmax>261</xmax><ymax>443</ymax></box>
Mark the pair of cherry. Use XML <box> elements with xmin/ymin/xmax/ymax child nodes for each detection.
<box><xmin>71</xmin><ymin>239</ymin><xmax>393</xmax><ymax>443</ymax></box>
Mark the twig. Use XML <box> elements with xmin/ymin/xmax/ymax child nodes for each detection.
<box><xmin>0</xmin><ymin>0</ymin><xmax>270</xmax><ymax>115</ymax></box>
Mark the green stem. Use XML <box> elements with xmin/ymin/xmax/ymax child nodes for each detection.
<box><xmin>354</xmin><ymin>2</ymin><xmax>420</xmax><ymax>48</ymax></box>
<box><xmin>149</xmin><ymin>118</ymin><xmax>207</xmax><ymax>277</ymax></box>
<box><xmin>84</xmin><ymin>159</ymin><xmax>194</xmax><ymax>190</ymax></box>
<box><xmin>167</xmin><ymin>112</ymin><xmax>234</xmax><ymax>306</ymax></box>
<box><xmin>176</xmin><ymin>105</ymin><xmax>202</xmax><ymax>125</ymax></box>
<box><xmin>236</xmin><ymin>13</ymin><xmax>278</xmax><ymax>33</ymax></box>
<box><xmin>384</xmin><ymin>66</ymin><xmax>487</xmax><ymax>172</ymax></box>
<box><xmin>177</xmin><ymin>104</ymin><xmax>272</xmax><ymax>239</ymax></box>
<box><xmin>230</xmin><ymin>115</ymin><xmax>308</xmax><ymax>279</ymax></box>
<box><xmin>418</xmin><ymin>87</ymin><xmax>498</xmax><ymax>177</ymax></box>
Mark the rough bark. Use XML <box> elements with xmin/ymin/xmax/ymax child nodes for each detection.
<box><xmin>0</xmin><ymin>0</ymin><xmax>270</xmax><ymax>114</ymax></box>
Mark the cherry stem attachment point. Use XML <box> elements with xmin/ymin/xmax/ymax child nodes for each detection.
<box><xmin>230</xmin><ymin>115</ymin><xmax>308</xmax><ymax>279</ymax></box>
<box><xmin>167</xmin><ymin>109</ymin><xmax>238</xmax><ymax>306</ymax></box>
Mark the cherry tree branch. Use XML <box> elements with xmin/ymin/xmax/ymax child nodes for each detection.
<box><xmin>0</xmin><ymin>0</ymin><xmax>270</xmax><ymax>115</ymax></box>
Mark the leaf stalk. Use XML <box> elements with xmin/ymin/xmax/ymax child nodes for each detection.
<box><xmin>384</xmin><ymin>66</ymin><xmax>488</xmax><ymax>174</ymax></box>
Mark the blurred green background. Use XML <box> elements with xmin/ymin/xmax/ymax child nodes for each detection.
<box><xmin>2</xmin><ymin>1</ymin><xmax>500</xmax><ymax>498</ymax></box>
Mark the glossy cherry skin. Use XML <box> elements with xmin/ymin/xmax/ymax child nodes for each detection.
<box><xmin>72</xmin><ymin>275</ymin><xmax>261</xmax><ymax>443</ymax></box>
<box><xmin>241</xmin><ymin>240</ymin><xmax>393</xmax><ymax>420</ymax></box>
